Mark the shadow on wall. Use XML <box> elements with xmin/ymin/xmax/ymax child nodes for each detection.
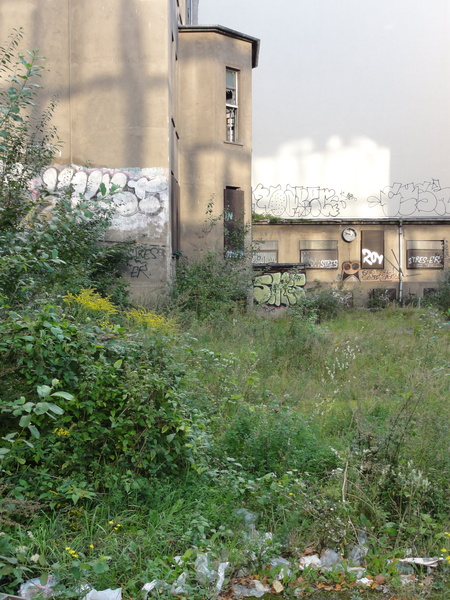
<box><xmin>23</xmin><ymin>0</ymin><xmax>168</xmax><ymax>168</ymax></box>
<box><xmin>252</xmin><ymin>135</ymin><xmax>390</xmax><ymax>201</ymax></box>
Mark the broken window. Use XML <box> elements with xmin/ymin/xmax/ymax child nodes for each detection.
<box><xmin>299</xmin><ymin>240</ymin><xmax>338</xmax><ymax>269</ymax></box>
<box><xmin>406</xmin><ymin>240</ymin><xmax>444</xmax><ymax>269</ymax></box>
<box><xmin>252</xmin><ymin>240</ymin><xmax>278</xmax><ymax>264</ymax></box>
<box><xmin>226</xmin><ymin>69</ymin><xmax>238</xmax><ymax>142</ymax></box>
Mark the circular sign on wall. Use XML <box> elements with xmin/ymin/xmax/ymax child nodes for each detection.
<box><xmin>342</xmin><ymin>227</ymin><xmax>357</xmax><ymax>242</ymax></box>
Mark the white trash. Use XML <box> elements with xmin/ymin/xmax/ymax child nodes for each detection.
<box><xmin>19</xmin><ymin>576</ymin><xmax>58</xmax><ymax>599</ymax></box>
<box><xmin>81</xmin><ymin>589</ymin><xmax>122</xmax><ymax>600</ymax></box>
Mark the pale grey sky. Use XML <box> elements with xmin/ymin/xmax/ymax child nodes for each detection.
<box><xmin>200</xmin><ymin>0</ymin><xmax>450</xmax><ymax>196</ymax></box>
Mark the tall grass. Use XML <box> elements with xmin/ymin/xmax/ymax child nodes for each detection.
<box><xmin>2</xmin><ymin>306</ymin><xmax>449</xmax><ymax>597</ymax></box>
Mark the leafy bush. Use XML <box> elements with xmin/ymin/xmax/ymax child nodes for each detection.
<box><xmin>428</xmin><ymin>268</ymin><xmax>450</xmax><ymax>313</ymax></box>
<box><xmin>0</xmin><ymin>194</ymin><xmax>134</xmax><ymax>308</ymax></box>
<box><xmin>171</xmin><ymin>250</ymin><xmax>251</xmax><ymax>318</ymax></box>
<box><xmin>292</xmin><ymin>285</ymin><xmax>345</xmax><ymax>322</ymax></box>
<box><xmin>0</xmin><ymin>303</ymin><xmax>205</xmax><ymax>499</ymax></box>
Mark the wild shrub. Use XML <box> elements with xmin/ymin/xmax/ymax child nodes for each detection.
<box><xmin>0</xmin><ymin>303</ymin><xmax>205</xmax><ymax>499</ymax></box>
<box><xmin>170</xmin><ymin>197</ymin><xmax>252</xmax><ymax>318</ymax></box>
<box><xmin>0</xmin><ymin>29</ymin><xmax>59</xmax><ymax>230</ymax></box>
<box><xmin>0</xmin><ymin>193</ymin><xmax>134</xmax><ymax>308</ymax></box>
<box><xmin>293</xmin><ymin>285</ymin><xmax>345</xmax><ymax>322</ymax></box>
<box><xmin>428</xmin><ymin>268</ymin><xmax>450</xmax><ymax>313</ymax></box>
<box><xmin>171</xmin><ymin>250</ymin><xmax>250</xmax><ymax>318</ymax></box>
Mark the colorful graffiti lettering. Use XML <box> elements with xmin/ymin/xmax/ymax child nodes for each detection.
<box><xmin>254</xmin><ymin>270</ymin><xmax>306</xmax><ymax>307</ymax></box>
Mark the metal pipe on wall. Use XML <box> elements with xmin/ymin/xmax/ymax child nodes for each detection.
<box><xmin>398</xmin><ymin>219</ymin><xmax>403</xmax><ymax>304</ymax></box>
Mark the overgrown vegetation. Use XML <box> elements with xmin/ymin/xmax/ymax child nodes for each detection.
<box><xmin>1</xmin><ymin>33</ymin><xmax>450</xmax><ymax>600</ymax></box>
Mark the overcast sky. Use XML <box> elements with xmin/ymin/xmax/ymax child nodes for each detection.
<box><xmin>199</xmin><ymin>1</ymin><xmax>450</xmax><ymax>196</ymax></box>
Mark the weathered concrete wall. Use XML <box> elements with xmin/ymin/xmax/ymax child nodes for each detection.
<box><xmin>32</xmin><ymin>165</ymin><xmax>171</xmax><ymax>304</ymax></box>
<box><xmin>252</xmin><ymin>180</ymin><xmax>450</xmax><ymax>220</ymax></box>
<box><xmin>178</xmin><ymin>27</ymin><xmax>257</xmax><ymax>258</ymax></box>
<box><xmin>0</xmin><ymin>0</ymin><xmax>174</xmax><ymax>169</ymax></box>
<box><xmin>253</xmin><ymin>220</ymin><xmax>450</xmax><ymax>305</ymax></box>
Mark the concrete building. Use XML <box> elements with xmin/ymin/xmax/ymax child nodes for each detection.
<box><xmin>0</xmin><ymin>0</ymin><xmax>259</xmax><ymax>303</ymax></box>
<box><xmin>252</xmin><ymin>184</ymin><xmax>450</xmax><ymax>308</ymax></box>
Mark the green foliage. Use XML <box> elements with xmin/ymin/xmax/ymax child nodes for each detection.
<box><xmin>0</xmin><ymin>303</ymin><xmax>204</xmax><ymax>498</ymax></box>
<box><xmin>172</xmin><ymin>250</ymin><xmax>250</xmax><ymax>318</ymax></box>
<box><xmin>0</xmin><ymin>28</ymin><xmax>59</xmax><ymax>230</ymax></box>
<box><xmin>170</xmin><ymin>199</ymin><xmax>252</xmax><ymax>318</ymax></box>
<box><xmin>292</xmin><ymin>284</ymin><xmax>345</xmax><ymax>322</ymax></box>
<box><xmin>428</xmin><ymin>268</ymin><xmax>450</xmax><ymax>313</ymax></box>
<box><xmin>0</xmin><ymin>193</ymin><xmax>134</xmax><ymax>307</ymax></box>
<box><xmin>217</xmin><ymin>405</ymin><xmax>337</xmax><ymax>477</ymax></box>
<box><xmin>0</xmin><ymin>382</ymin><xmax>68</xmax><ymax>472</ymax></box>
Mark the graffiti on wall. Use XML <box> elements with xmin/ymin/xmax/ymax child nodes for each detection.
<box><xmin>368</xmin><ymin>180</ymin><xmax>450</xmax><ymax>217</ymax></box>
<box><xmin>361</xmin><ymin>249</ymin><xmax>383</xmax><ymax>267</ymax></box>
<box><xmin>253</xmin><ymin>269</ymin><xmax>306</xmax><ymax>308</ymax></box>
<box><xmin>407</xmin><ymin>252</ymin><xmax>444</xmax><ymax>269</ymax></box>
<box><xmin>33</xmin><ymin>165</ymin><xmax>169</xmax><ymax>233</ymax></box>
<box><xmin>253</xmin><ymin>179</ymin><xmax>450</xmax><ymax>219</ymax></box>
<box><xmin>342</xmin><ymin>261</ymin><xmax>360</xmax><ymax>282</ymax></box>
<box><xmin>253</xmin><ymin>183</ymin><xmax>354</xmax><ymax>218</ymax></box>
<box><xmin>30</xmin><ymin>164</ymin><xmax>171</xmax><ymax>291</ymax></box>
<box><xmin>360</xmin><ymin>269</ymin><xmax>399</xmax><ymax>282</ymax></box>
<box><xmin>341</xmin><ymin>261</ymin><xmax>399</xmax><ymax>282</ymax></box>
<box><xmin>127</xmin><ymin>244</ymin><xmax>166</xmax><ymax>279</ymax></box>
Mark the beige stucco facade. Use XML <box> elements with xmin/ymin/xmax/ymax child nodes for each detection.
<box><xmin>0</xmin><ymin>0</ymin><xmax>258</xmax><ymax>302</ymax></box>
<box><xmin>178</xmin><ymin>26</ymin><xmax>258</xmax><ymax>256</ymax></box>
<box><xmin>253</xmin><ymin>219</ymin><xmax>450</xmax><ymax>307</ymax></box>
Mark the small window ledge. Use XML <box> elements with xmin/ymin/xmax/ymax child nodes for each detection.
<box><xmin>224</xmin><ymin>140</ymin><xmax>244</xmax><ymax>147</ymax></box>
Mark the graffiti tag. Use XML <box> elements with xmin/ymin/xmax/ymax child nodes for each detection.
<box><xmin>254</xmin><ymin>271</ymin><xmax>306</xmax><ymax>307</ymax></box>
<box><xmin>362</xmin><ymin>249</ymin><xmax>383</xmax><ymax>267</ymax></box>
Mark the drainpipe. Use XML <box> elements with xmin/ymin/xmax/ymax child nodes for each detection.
<box><xmin>398</xmin><ymin>220</ymin><xmax>403</xmax><ymax>304</ymax></box>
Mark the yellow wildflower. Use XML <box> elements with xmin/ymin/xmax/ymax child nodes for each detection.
<box><xmin>64</xmin><ymin>289</ymin><xmax>118</xmax><ymax>316</ymax></box>
<box><xmin>126</xmin><ymin>308</ymin><xmax>176</xmax><ymax>333</ymax></box>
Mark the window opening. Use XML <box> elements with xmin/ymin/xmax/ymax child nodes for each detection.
<box><xmin>253</xmin><ymin>240</ymin><xmax>278</xmax><ymax>264</ymax></box>
<box><xmin>361</xmin><ymin>230</ymin><xmax>384</xmax><ymax>269</ymax></box>
<box><xmin>299</xmin><ymin>240</ymin><xmax>338</xmax><ymax>269</ymax></box>
<box><xmin>406</xmin><ymin>240</ymin><xmax>444</xmax><ymax>269</ymax></box>
<box><xmin>224</xmin><ymin>187</ymin><xmax>244</xmax><ymax>257</ymax></box>
<box><xmin>226</xmin><ymin>69</ymin><xmax>238</xmax><ymax>142</ymax></box>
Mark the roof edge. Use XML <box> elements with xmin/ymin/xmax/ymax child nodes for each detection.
<box><xmin>179</xmin><ymin>25</ymin><xmax>260</xmax><ymax>68</ymax></box>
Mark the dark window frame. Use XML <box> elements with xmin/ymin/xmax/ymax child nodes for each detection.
<box><xmin>406</xmin><ymin>240</ymin><xmax>444</xmax><ymax>270</ymax></box>
<box><xmin>299</xmin><ymin>240</ymin><xmax>339</xmax><ymax>269</ymax></box>
<box><xmin>361</xmin><ymin>230</ymin><xmax>384</xmax><ymax>270</ymax></box>
<box><xmin>226</xmin><ymin>68</ymin><xmax>238</xmax><ymax>143</ymax></box>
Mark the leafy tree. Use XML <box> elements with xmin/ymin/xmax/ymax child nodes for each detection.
<box><xmin>0</xmin><ymin>28</ymin><xmax>59</xmax><ymax>230</ymax></box>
